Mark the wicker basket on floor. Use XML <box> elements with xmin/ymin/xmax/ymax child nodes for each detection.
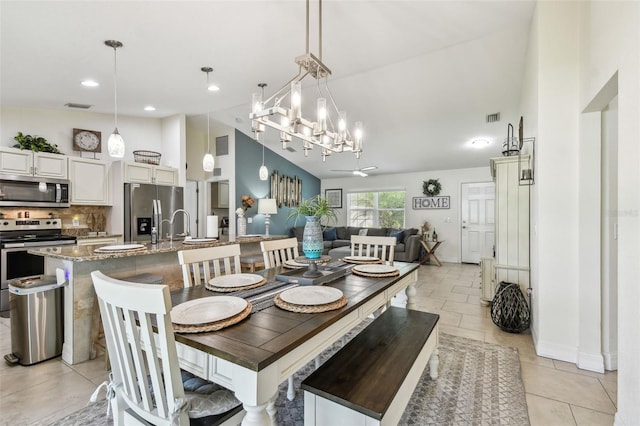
<box><xmin>491</xmin><ymin>281</ymin><xmax>530</xmax><ymax>333</ymax></box>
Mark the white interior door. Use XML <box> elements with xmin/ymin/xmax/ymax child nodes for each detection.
<box><xmin>461</xmin><ymin>182</ymin><xmax>495</xmax><ymax>263</ymax></box>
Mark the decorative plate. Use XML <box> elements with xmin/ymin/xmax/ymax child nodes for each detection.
<box><xmin>342</xmin><ymin>255</ymin><xmax>380</xmax><ymax>263</ymax></box>
<box><xmin>170</xmin><ymin>296</ymin><xmax>247</xmax><ymax>325</ymax></box>
<box><xmin>279</xmin><ymin>286</ymin><xmax>344</xmax><ymax>306</ymax></box>
<box><xmin>182</xmin><ymin>238</ymin><xmax>217</xmax><ymax>244</ymax></box>
<box><xmin>208</xmin><ymin>273</ymin><xmax>264</xmax><ymax>289</ymax></box>
<box><xmin>94</xmin><ymin>244</ymin><xmax>145</xmax><ymax>252</ymax></box>
<box><xmin>352</xmin><ymin>264</ymin><xmax>399</xmax><ymax>275</ymax></box>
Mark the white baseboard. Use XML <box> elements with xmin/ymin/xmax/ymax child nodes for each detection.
<box><xmin>535</xmin><ymin>339</ymin><xmax>577</xmax><ymax>364</ymax></box>
<box><xmin>603</xmin><ymin>351</ymin><xmax>618</xmax><ymax>371</ymax></box>
<box><xmin>577</xmin><ymin>351</ymin><xmax>605</xmax><ymax>373</ymax></box>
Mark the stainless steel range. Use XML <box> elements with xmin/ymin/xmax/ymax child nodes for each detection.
<box><xmin>0</xmin><ymin>219</ymin><xmax>76</xmax><ymax>317</ymax></box>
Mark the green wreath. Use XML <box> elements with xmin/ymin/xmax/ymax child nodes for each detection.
<box><xmin>423</xmin><ymin>179</ymin><xmax>441</xmax><ymax>197</ymax></box>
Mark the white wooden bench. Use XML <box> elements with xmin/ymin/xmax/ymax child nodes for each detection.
<box><xmin>302</xmin><ymin>307</ymin><xmax>439</xmax><ymax>426</ymax></box>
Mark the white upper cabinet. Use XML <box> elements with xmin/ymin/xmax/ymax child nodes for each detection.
<box><xmin>68</xmin><ymin>157</ymin><xmax>111</xmax><ymax>205</ymax></box>
<box><xmin>0</xmin><ymin>147</ymin><xmax>68</xmax><ymax>179</ymax></box>
<box><xmin>123</xmin><ymin>162</ymin><xmax>178</xmax><ymax>186</ymax></box>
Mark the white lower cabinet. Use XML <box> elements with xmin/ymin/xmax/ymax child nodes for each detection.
<box><xmin>76</xmin><ymin>237</ymin><xmax>120</xmax><ymax>246</ymax></box>
<box><xmin>68</xmin><ymin>158</ymin><xmax>110</xmax><ymax>205</ymax></box>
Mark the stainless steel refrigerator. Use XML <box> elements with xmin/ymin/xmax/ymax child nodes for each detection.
<box><xmin>124</xmin><ymin>183</ymin><xmax>184</xmax><ymax>242</ymax></box>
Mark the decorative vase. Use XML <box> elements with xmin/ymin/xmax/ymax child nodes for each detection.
<box><xmin>302</xmin><ymin>216</ymin><xmax>323</xmax><ymax>259</ymax></box>
<box><xmin>237</xmin><ymin>216</ymin><xmax>247</xmax><ymax>236</ymax></box>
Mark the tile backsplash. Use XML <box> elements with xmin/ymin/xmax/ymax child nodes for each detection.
<box><xmin>0</xmin><ymin>206</ymin><xmax>110</xmax><ymax>236</ymax></box>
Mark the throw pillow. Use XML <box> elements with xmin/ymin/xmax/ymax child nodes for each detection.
<box><xmin>323</xmin><ymin>227</ymin><xmax>337</xmax><ymax>241</ymax></box>
<box><xmin>358</xmin><ymin>229</ymin><xmax>369</xmax><ymax>236</ymax></box>
<box><xmin>390</xmin><ymin>229</ymin><xmax>405</xmax><ymax>244</ymax></box>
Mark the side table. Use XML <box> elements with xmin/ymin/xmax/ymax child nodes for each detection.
<box><xmin>419</xmin><ymin>240</ymin><xmax>444</xmax><ymax>266</ymax></box>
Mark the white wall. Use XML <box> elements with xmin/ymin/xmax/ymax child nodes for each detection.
<box><xmin>0</xmin><ymin>106</ymin><xmax>165</xmax><ymax>163</ymax></box>
<box><xmin>321</xmin><ymin>166</ymin><xmax>491</xmax><ymax>263</ymax></box>
<box><xmin>522</xmin><ymin>1</ymin><xmax>640</xmax><ymax>423</ymax></box>
<box><xmin>161</xmin><ymin>114</ymin><xmax>186</xmax><ymax>185</ymax></box>
<box><xmin>576</xmin><ymin>2</ymin><xmax>640</xmax><ymax>424</ymax></box>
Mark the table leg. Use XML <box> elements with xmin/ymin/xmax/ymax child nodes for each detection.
<box><xmin>242</xmin><ymin>402</ymin><xmax>271</xmax><ymax>426</ymax></box>
<box><xmin>429</xmin><ymin>348</ymin><xmax>439</xmax><ymax>379</ymax></box>
<box><xmin>266</xmin><ymin>392</ymin><xmax>278</xmax><ymax>425</ymax></box>
<box><xmin>430</xmin><ymin>252</ymin><xmax>442</xmax><ymax>267</ymax></box>
<box><xmin>406</xmin><ymin>284</ymin><xmax>417</xmax><ymax>310</ymax></box>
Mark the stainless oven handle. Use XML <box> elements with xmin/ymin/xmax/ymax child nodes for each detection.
<box><xmin>4</xmin><ymin>240</ymin><xmax>77</xmax><ymax>248</ymax></box>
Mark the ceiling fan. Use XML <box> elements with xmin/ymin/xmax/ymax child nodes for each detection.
<box><xmin>330</xmin><ymin>164</ymin><xmax>378</xmax><ymax>177</ymax></box>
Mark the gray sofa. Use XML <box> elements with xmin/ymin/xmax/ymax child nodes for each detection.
<box><xmin>288</xmin><ymin>226</ymin><xmax>421</xmax><ymax>262</ymax></box>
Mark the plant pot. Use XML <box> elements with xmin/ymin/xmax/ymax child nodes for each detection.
<box><xmin>302</xmin><ymin>216</ymin><xmax>323</xmax><ymax>259</ymax></box>
<box><xmin>237</xmin><ymin>216</ymin><xmax>247</xmax><ymax>236</ymax></box>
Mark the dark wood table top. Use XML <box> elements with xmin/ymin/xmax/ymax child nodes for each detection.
<box><xmin>170</xmin><ymin>262</ymin><xmax>419</xmax><ymax>371</ymax></box>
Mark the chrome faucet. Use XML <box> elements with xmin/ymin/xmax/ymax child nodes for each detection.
<box><xmin>169</xmin><ymin>209</ymin><xmax>191</xmax><ymax>239</ymax></box>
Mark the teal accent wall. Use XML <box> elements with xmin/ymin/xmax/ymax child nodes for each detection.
<box><xmin>235</xmin><ymin>129</ymin><xmax>320</xmax><ymax>236</ymax></box>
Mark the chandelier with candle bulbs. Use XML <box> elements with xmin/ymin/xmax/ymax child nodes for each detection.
<box><xmin>249</xmin><ymin>0</ymin><xmax>363</xmax><ymax>162</ymax></box>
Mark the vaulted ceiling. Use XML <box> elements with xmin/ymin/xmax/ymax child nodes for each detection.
<box><xmin>0</xmin><ymin>0</ymin><xmax>536</xmax><ymax>178</ymax></box>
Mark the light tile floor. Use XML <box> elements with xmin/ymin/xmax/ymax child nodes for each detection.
<box><xmin>0</xmin><ymin>263</ymin><xmax>617</xmax><ymax>425</ymax></box>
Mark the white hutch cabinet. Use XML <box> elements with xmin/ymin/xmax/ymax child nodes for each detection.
<box><xmin>482</xmin><ymin>155</ymin><xmax>530</xmax><ymax>303</ymax></box>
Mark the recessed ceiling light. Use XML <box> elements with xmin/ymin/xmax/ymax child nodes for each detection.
<box><xmin>208</xmin><ymin>85</ymin><xmax>220</xmax><ymax>92</ymax></box>
<box><xmin>81</xmin><ymin>80</ymin><xmax>99</xmax><ymax>87</ymax></box>
<box><xmin>471</xmin><ymin>139</ymin><xmax>490</xmax><ymax>148</ymax></box>
<box><xmin>144</xmin><ymin>106</ymin><xmax>156</xmax><ymax>111</ymax></box>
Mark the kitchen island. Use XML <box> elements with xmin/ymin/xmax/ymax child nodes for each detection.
<box><xmin>29</xmin><ymin>235</ymin><xmax>286</xmax><ymax>365</ymax></box>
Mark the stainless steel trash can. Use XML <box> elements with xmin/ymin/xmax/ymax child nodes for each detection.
<box><xmin>8</xmin><ymin>275</ymin><xmax>64</xmax><ymax>365</ymax></box>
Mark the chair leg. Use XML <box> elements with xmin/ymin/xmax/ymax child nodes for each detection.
<box><xmin>286</xmin><ymin>376</ymin><xmax>295</xmax><ymax>401</ymax></box>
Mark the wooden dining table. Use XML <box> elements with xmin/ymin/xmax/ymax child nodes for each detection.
<box><xmin>169</xmin><ymin>261</ymin><xmax>420</xmax><ymax>426</ymax></box>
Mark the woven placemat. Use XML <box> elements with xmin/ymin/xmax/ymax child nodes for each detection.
<box><xmin>351</xmin><ymin>269</ymin><xmax>400</xmax><ymax>278</ymax></box>
<box><xmin>342</xmin><ymin>257</ymin><xmax>382</xmax><ymax>265</ymax></box>
<box><xmin>205</xmin><ymin>278</ymin><xmax>267</xmax><ymax>293</ymax></box>
<box><xmin>274</xmin><ymin>294</ymin><xmax>347</xmax><ymax>313</ymax></box>
<box><xmin>172</xmin><ymin>302</ymin><xmax>252</xmax><ymax>333</ymax></box>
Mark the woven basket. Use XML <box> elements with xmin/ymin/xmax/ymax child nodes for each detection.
<box><xmin>491</xmin><ymin>282</ymin><xmax>530</xmax><ymax>333</ymax></box>
<box><xmin>133</xmin><ymin>150</ymin><xmax>161</xmax><ymax>165</ymax></box>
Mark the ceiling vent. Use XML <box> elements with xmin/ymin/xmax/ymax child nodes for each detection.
<box><xmin>486</xmin><ymin>112</ymin><xmax>500</xmax><ymax>123</ymax></box>
<box><xmin>64</xmin><ymin>102</ymin><xmax>92</xmax><ymax>109</ymax></box>
<box><xmin>213</xmin><ymin>168</ymin><xmax>222</xmax><ymax>177</ymax></box>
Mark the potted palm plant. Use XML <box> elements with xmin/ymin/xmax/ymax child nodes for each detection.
<box><xmin>288</xmin><ymin>195</ymin><xmax>337</xmax><ymax>259</ymax></box>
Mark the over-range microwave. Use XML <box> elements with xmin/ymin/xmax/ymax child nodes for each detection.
<box><xmin>0</xmin><ymin>175</ymin><xmax>70</xmax><ymax>207</ymax></box>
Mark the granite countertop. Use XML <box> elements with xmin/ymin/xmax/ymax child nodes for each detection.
<box><xmin>75</xmin><ymin>234</ymin><xmax>123</xmax><ymax>240</ymax></box>
<box><xmin>28</xmin><ymin>234</ymin><xmax>287</xmax><ymax>261</ymax></box>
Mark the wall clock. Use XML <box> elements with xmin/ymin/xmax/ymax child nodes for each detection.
<box><xmin>72</xmin><ymin>128</ymin><xmax>102</xmax><ymax>152</ymax></box>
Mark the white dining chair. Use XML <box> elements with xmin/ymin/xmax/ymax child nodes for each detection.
<box><xmin>260</xmin><ymin>237</ymin><xmax>299</xmax><ymax>268</ymax></box>
<box><xmin>90</xmin><ymin>271</ymin><xmax>243</xmax><ymax>426</ymax></box>
<box><xmin>259</xmin><ymin>237</ymin><xmax>302</xmax><ymax>400</ymax></box>
<box><xmin>177</xmin><ymin>244</ymin><xmax>242</xmax><ymax>287</ymax></box>
<box><xmin>350</xmin><ymin>235</ymin><xmax>397</xmax><ymax>264</ymax></box>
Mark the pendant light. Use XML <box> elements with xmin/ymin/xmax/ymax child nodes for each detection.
<box><xmin>201</xmin><ymin>67</ymin><xmax>215</xmax><ymax>172</ymax></box>
<box><xmin>257</xmin><ymin>83</ymin><xmax>269</xmax><ymax>181</ymax></box>
<box><xmin>104</xmin><ymin>40</ymin><xmax>125</xmax><ymax>158</ymax></box>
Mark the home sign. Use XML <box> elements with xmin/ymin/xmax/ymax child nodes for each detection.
<box><xmin>412</xmin><ymin>196</ymin><xmax>450</xmax><ymax>210</ymax></box>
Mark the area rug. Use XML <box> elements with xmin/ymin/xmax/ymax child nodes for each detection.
<box><xmin>50</xmin><ymin>331</ymin><xmax>529</xmax><ymax>426</ymax></box>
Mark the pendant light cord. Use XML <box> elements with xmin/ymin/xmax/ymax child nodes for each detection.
<box><xmin>206</xmin><ymin>71</ymin><xmax>211</xmax><ymax>153</ymax></box>
<box><xmin>113</xmin><ymin>45</ymin><xmax>118</xmax><ymax>128</ymax></box>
